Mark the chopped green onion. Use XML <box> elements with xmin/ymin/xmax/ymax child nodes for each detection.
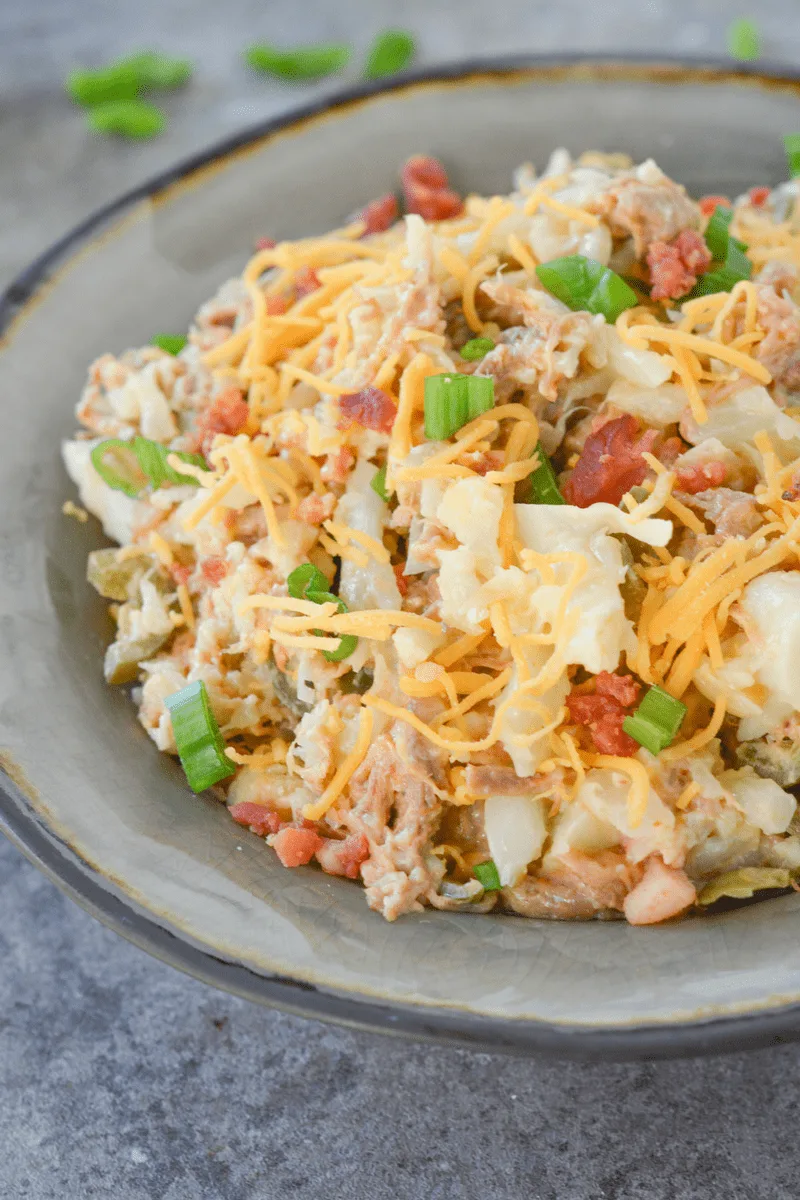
<box><xmin>119</xmin><ymin>51</ymin><xmax>192</xmax><ymax>90</ymax></box>
<box><xmin>784</xmin><ymin>134</ymin><xmax>800</xmax><ymax>179</ymax></box>
<box><xmin>689</xmin><ymin>243</ymin><xmax>752</xmax><ymax>297</ymax></box>
<box><xmin>460</xmin><ymin>337</ymin><xmax>495</xmax><ymax>362</ymax></box>
<box><xmin>473</xmin><ymin>860</ymin><xmax>502</xmax><ymax>891</ymax></box>
<box><xmin>151</xmin><ymin>334</ymin><xmax>187</xmax><ymax>355</ymax></box>
<box><xmin>287</xmin><ymin>562</ymin><xmax>329</xmax><ymax>600</ymax></box>
<box><xmin>703</xmin><ymin>205</ymin><xmax>746</xmax><ymax>259</ymax></box>
<box><xmin>622</xmin><ymin>685</ymin><xmax>687</xmax><ymax>755</ymax></box>
<box><xmin>245</xmin><ymin>43</ymin><xmax>351</xmax><ymax>81</ymax></box>
<box><xmin>132</xmin><ymin>437</ymin><xmax>207</xmax><ymax>489</ymax></box>
<box><xmin>728</xmin><ymin>18</ymin><xmax>760</xmax><ymax>62</ymax></box>
<box><xmin>363</xmin><ymin>30</ymin><xmax>416</xmax><ymax>79</ymax></box>
<box><xmin>520</xmin><ymin>441</ymin><xmax>566</xmax><ymax>505</ymax></box>
<box><xmin>371</xmin><ymin>464</ymin><xmax>391</xmax><ymax>503</ymax></box>
<box><xmin>66</xmin><ymin>64</ymin><xmax>140</xmax><ymax>107</ymax></box>
<box><xmin>90</xmin><ymin>440</ymin><xmax>146</xmax><ymax>498</ymax></box>
<box><xmin>535</xmin><ymin>255</ymin><xmax>638</xmax><ymax>322</ymax></box>
<box><xmin>165</xmin><ymin>680</ymin><xmax>235</xmax><ymax>793</ymax></box>
<box><xmin>423</xmin><ymin>374</ymin><xmax>494</xmax><ymax>440</ymax></box>
<box><xmin>87</xmin><ymin>100</ymin><xmax>166</xmax><ymax>139</ymax></box>
<box><xmin>305</xmin><ymin>590</ymin><xmax>358</xmax><ymax>663</ymax></box>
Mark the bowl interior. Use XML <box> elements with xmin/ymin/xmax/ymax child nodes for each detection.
<box><xmin>3</xmin><ymin>61</ymin><xmax>800</xmax><ymax>1048</ymax></box>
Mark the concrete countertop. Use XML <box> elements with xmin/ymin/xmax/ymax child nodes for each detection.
<box><xmin>2</xmin><ymin>2</ymin><xmax>800</xmax><ymax>1196</ymax></box>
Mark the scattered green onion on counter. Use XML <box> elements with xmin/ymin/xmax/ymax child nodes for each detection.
<box><xmin>535</xmin><ymin>255</ymin><xmax>638</xmax><ymax>322</ymax></box>
<box><xmin>423</xmin><ymin>373</ymin><xmax>494</xmax><ymax>440</ymax></box>
<box><xmin>473</xmin><ymin>860</ymin><xmax>502</xmax><ymax>891</ymax></box>
<box><xmin>520</xmin><ymin>441</ymin><xmax>566</xmax><ymax>505</ymax></box>
<box><xmin>363</xmin><ymin>29</ymin><xmax>416</xmax><ymax>79</ymax></box>
<box><xmin>784</xmin><ymin>134</ymin><xmax>800</xmax><ymax>179</ymax></box>
<box><xmin>459</xmin><ymin>337</ymin><xmax>495</xmax><ymax>362</ymax></box>
<box><xmin>87</xmin><ymin>100</ymin><xmax>166</xmax><ymax>139</ymax></box>
<box><xmin>165</xmin><ymin>680</ymin><xmax>235</xmax><ymax>793</ymax></box>
<box><xmin>727</xmin><ymin>18</ymin><xmax>761</xmax><ymax>62</ymax></box>
<box><xmin>245</xmin><ymin>43</ymin><xmax>351</xmax><ymax>81</ymax></box>
<box><xmin>622</xmin><ymin>685</ymin><xmax>687</xmax><ymax>756</ymax></box>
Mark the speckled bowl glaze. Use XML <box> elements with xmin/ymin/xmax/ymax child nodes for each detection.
<box><xmin>4</xmin><ymin>57</ymin><xmax>800</xmax><ymax>1060</ymax></box>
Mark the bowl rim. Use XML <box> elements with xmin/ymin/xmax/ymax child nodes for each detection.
<box><xmin>4</xmin><ymin>52</ymin><xmax>800</xmax><ymax>1060</ymax></box>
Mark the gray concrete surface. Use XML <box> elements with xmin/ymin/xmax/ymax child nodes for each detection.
<box><xmin>3</xmin><ymin>2</ymin><xmax>800</xmax><ymax>1197</ymax></box>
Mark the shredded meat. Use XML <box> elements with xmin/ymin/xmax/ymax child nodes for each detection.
<box><xmin>600</xmin><ymin>171</ymin><xmax>700</xmax><ymax>256</ymax></box>
<box><xmin>562</xmin><ymin>415</ymin><xmax>660</xmax><ymax>507</ymax></box>
<box><xmin>464</xmin><ymin>765</ymin><xmax>559</xmax><ymax>798</ymax></box>
<box><xmin>754</xmin><ymin>286</ymin><xmax>800</xmax><ymax>391</ymax></box>
<box><xmin>503</xmin><ymin>850</ymin><xmax>635</xmax><ymax>919</ymax></box>
<box><xmin>646</xmin><ymin>230</ymin><xmax>712</xmax><ymax>301</ymax></box>
<box><xmin>687</xmin><ymin>487</ymin><xmax>762</xmax><ymax>539</ymax></box>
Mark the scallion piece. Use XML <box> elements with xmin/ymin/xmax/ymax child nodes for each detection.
<box><xmin>151</xmin><ymin>333</ymin><xmax>187</xmax><ymax>355</ymax></box>
<box><xmin>305</xmin><ymin>589</ymin><xmax>358</xmax><ymax>663</ymax></box>
<box><xmin>371</xmin><ymin>464</ymin><xmax>391</xmax><ymax>503</ymax></box>
<box><xmin>728</xmin><ymin>18</ymin><xmax>760</xmax><ymax>62</ymax></box>
<box><xmin>473</xmin><ymin>860</ymin><xmax>502</xmax><ymax>891</ymax></box>
<box><xmin>165</xmin><ymin>680</ymin><xmax>235</xmax><ymax>793</ymax></box>
<box><xmin>363</xmin><ymin>30</ymin><xmax>416</xmax><ymax>80</ymax></box>
<box><xmin>460</xmin><ymin>337</ymin><xmax>495</xmax><ymax>362</ymax></box>
<box><xmin>622</xmin><ymin>685</ymin><xmax>687</xmax><ymax>756</ymax></box>
<box><xmin>536</xmin><ymin>255</ymin><xmax>638</xmax><ymax>322</ymax></box>
<box><xmin>423</xmin><ymin>373</ymin><xmax>494</xmax><ymax>440</ymax></box>
<box><xmin>66</xmin><ymin>64</ymin><xmax>140</xmax><ymax>107</ymax></box>
<box><xmin>287</xmin><ymin>562</ymin><xmax>329</xmax><ymax>600</ymax></box>
<box><xmin>132</xmin><ymin>437</ymin><xmax>207</xmax><ymax>489</ymax></box>
<box><xmin>703</xmin><ymin>205</ymin><xmax>746</xmax><ymax>260</ymax></box>
<box><xmin>90</xmin><ymin>439</ymin><xmax>147</xmax><ymax>498</ymax></box>
<box><xmin>119</xmin><ymin>51</ymin><xmax>192</xmax><ymax>90</ymax></box>
<box><xmin>784</xmin><ymin>134</ymin><xmax>800</xmax><ymax>179</ymax></box>
<box><xmin>245</xmin><ymin>43</ymin><xmax>351</xmax><ymax>81</ymax></box>
<box><xmin>87</xmin><ymin>100</ymin><xmax>166</xmax><ymax>139</ymax></box>
<box><xmin>521</xmin><ymin>441</ymin><xmax>566</xmax><ymax>505</ymax></box>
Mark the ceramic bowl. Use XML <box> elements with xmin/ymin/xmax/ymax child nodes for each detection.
<box><xmin>4</xmin><ymin>57</ymin><xmax>800</xmax><ymax>1060</ymax></box>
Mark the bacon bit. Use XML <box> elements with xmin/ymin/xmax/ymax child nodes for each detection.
<box><xmin>462</xmin><ymin>449</ymin><xmax>505</xmax><ymax>476</ymax></box>
<box><xmin>698</xmin><ymin>194</ymin><xmax>731</xmax><ymax>217</ymax></box>
<box><xmin>647</xmin><ymin>230</ymin><xmax>712</xmax><ymax>301</ymax></box>
<box><xmin>169</xmin><ymin>562</ymin><xmax>192</xmax><ymax>587</ymax></box>
<box><xmin>321</xmin><ymin>446</ymin><xmax>356</xmax><ymax>484</ymax></box>
<box><xmin>201</xmin><ymin>556</ymin><xmax>229</xmax><ymax>585</ymax></box>
<box><xmin>393</xmin><ymin>562</ymin><xmax>409</xmax><ymax>596</ymax></box>
<box><xmin>195</xmin><ymin>387</ymin><xmax>250</xmax><ymax>456</ymax></box>
<box><xmin>562</xmin><ymin>415</ymin><xmax>660</xmax><ymax>508</ymax></box>
<box><xmin>256</xmin><ymin>236</ymin><xmax>276</xmax><ymax>251</ymax></box>
<box><xmin>296</xmin><ymin>492</ymin><xmax>333</xmax><ymax>525</ymax></box>
<box><xmin>338</xmin><ymin>386</ymin><xmax>398</xmax><ymax>434</ymax></box>
<box><xmin>359</xmin><ymin>193</ymin><xmax>399</xmax><ymax>235</ymax></box>
<box><xmin>272</xmin><ymin>826</ymin><xmax>324</xmax><ymax>868</ymax></box>
<box><xmin>401</xmin><ymin>155</ymin><xmax>464</xmax><ymax>222</ymax></box>
<box><xmin>675</xmin><ymin>460</ymin><xmax>727</xmax><ymax>494</ymax></box>
<box><xmin>749</xmin><ymin>186</ymin><xmax>771</xmax><ymax>208</ymax></box>
<box><xmin>294</xmin><ymin>267</ymin><xmax>321</xmax><ymax>297</ymax></box>
<box><xmin>265</xmin><ymin>293</ymin><xmax>289</xmax><ymax>316</ymax></box>
<box><xmin>228</xmin><ymin>803</ymin><xmax>281</xmax><ymax>837</ymax></box>
<box><xmin>566</xmin><ymin>671</ymin><xmax>641</xmax><ymax>757</ymax></box>
<box><xmin>657</xmin><ymin>436</ymin><xmax>683</xmax><ymax>467</ymax></box>
<box><xmin>315</xmin><ymin>833</ymin><xmax>369</xmax><ymax>879</ymax></box>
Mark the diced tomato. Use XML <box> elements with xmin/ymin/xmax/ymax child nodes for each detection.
<box><xmin>256</xmin><ymin>237</ymin><xmax>277</xmax><ymax>251</ymax></box>
<box><xmin>272</xmin><ymin>826</ymin><xmax>324</xmax><ymax>867</ymax></box>
<box><xmin>675</xmin><ymin>460</ymin><xmax>727</xmax><ymax>494</ymax></box>
<box><xmin>359</xmin><ymin>193</ymin><xmax>399</xmax><ymax>235</ymax></box>
<box><xmin>195</xmin><ymin>387</ymin><xmax>250</xmax><ymax>456</ymax></box>
<box><xmin>338</xmin><ymin>386</ymin><xmax>398</xmax><ymax>434</ymax></box>
<box><xmin>315</xmin><ymin>833</ymin><xmax>369</xmax><ymax>880</ymax></box>
<box><xmin>698</xmin><ymin>194</ymin><xmax>731</xmax><ymax>217</ymax></box>
<box><xmin>562</xmin><ymin>415</ymin><xmax>660</xmax><ymax>508</ymax></box>
<box><xmin>647</xmin><ymin>230</ymin><xmax>712</xmax><ymax>301</ymax></box>
<box><xmin>201</xmin><ymin>556</ymin><xmax>229</xmax><ymax>585</ymax></box>
<box><xmin>265</xmin><ymin>293</ymin><xmax>289</xmax><ymax>316</ymax></box>
<box><xmin>748</xmin><ymin>186</ymin><xmax>770</xmax><ymax>208</ymax></box>
<box><xmin>393</xmin><ymin>562</ymin><xmax>409</xmax><ymax>596</ymax></box>
<box><xmin>294</xmin><ymin>267</ymin><xmax>321</xmax><ymax>298</ymax></box>
<box><xmin>228</xmin><ymin>802</ymin><xmax>281</xmax><ymax>837</ymax></box>
<box><xmin>169</xmin><ymin>562</ymin><xmax>192</xmax><ymax>587</ymax></box>
<box><xmin>401</xmin><ymin>155</ymin><xmax>464</xmax><ymax>222</ymax></box>
<box><xmin>567</xmin><ymin>672</ymin><xmax>641</xmax><ymax>757</ymax></box>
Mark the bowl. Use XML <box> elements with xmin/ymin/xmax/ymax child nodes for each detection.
<box><xmin>4</xmin><ymin>56</ymin><xmax>800</xmax><ymax>1060</ymax></box>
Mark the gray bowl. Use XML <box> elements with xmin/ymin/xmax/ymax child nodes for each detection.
<box><xmin>4</xmin><ymin>57</ymin><xmax>800</xmax><ymax>1060</ymax></box>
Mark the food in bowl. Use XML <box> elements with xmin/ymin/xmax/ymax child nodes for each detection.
<box><xmin>62</xmin><ymin>147</ymin><xmax>800</xmax><ymax>924</ymax></box>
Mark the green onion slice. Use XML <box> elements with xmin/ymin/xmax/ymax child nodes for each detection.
<box><xmin>727</xmin><ymin>18</ymin><xmax>760</xmax><ymax>62</ymax></box>
<box><xmin>66</xmin><ymin>64</ymin><xmax>140</xmax><ymax>107</ymax></box>
<box><xmin>460</xmin><ymin>337</ymin><xmax>495</xmax><ymax>362</ymax></box>
<box><xmin>703</xmin><ymin>206</ymin><xmax>741</xmax><ymax>259</ymax></box>
<box><xmin>245</xmin><ymin>43</ymin><xmax>351</xmax><ymax>81</ymax></box>
<box><xmin>119</xmin><ymin>51</ymin><xmax>192</xmax><ymax>90</ymax></box>
<box><xmin>287</xmin><ymin>562</ymin><xmax>329</xmax><ymax>600</ymax></box>
<box><xmin>423</xmin><ymin>373</ymin><xmax>494</xmax><ymax>440</ymax></box>
<box><xmin>785</xmin><ymin>134</ymin><xmax>800</xmax><ymax>179</ymax></box>
<box><xmin>151</xmin><ymin>333</ymin><xmax>187</xmax><ymax>355</ymax></box>
<box><xmin>165</xmin><ymin>680</ymin><xmax>235</xmax><ymax>793</ymax></box>
<box><xmin>371</xmin><ymin>464</ymin><xmax>391</xmax><ymax>503</ymax></box>
<box><xmin>520</xmin><ymin>441</ymin><xmax>566</xmax><ymax>505</ymax></box>
<box><xmin>363</xmin><ymin>30</ymin><xmax>416</xmax><ymax>80</ymax></box>
<box><xmin>473</xmin><ymin>860</ymin><xmax>502</xmax><ymax>891</ymax></box>
<box><xmin>305</xmin><ymin>589</ymin><xmax>358</xmax><ymax>663</ymax></box>
<box><xmin>622</xmin><ymin>685</ymin><xmax>687</xmax><ymax>756</ymax></box>
<box><xmin>132</xmin><ymin>437</ymin><xmax>207</xmax><ymax>489</ymax></box>
<box><xmin>87</xmin><ymin>99</ymin><xmax>166</xmax><ymax>139</ymax></box>
<box><xmin>91</xmin><ymin>437</ymin><xmax>207</xmax><ymax>495</ymax></box>
<box><xmin>536</xmin><ymin>255</ymin><xmax>638</xmax><ymax>322</ymax></box>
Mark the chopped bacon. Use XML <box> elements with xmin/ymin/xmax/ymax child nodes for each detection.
<box><xmin>321</xmin><ymin>447</ymin><xmax>356</xmax><ymax>484</ymax></box>
<box><xmin>393</xmin><ymin>562</ymin><xmax>409</xmax><ymax>596</ymax></box>
<box><xmin>567</xmin><ymin>672</ymin><xmax>642</xmax><ymax>757</ymax></box>
<box><xmin>562</xmin><ymin>415</ymin><xmax>660</xmax><ymax>508</ymax></box>
<box><xmin>271</xmin><ymin>826</ymin><xmax>324</xmax><ymax>867</ymax></box>
<box><xmin>315</xmin><ymin>834</ymin><xmax>369</xmax><ymax>879</ymax></box>
<box><xmin>265</xmin><ymin>293</ymin><xmax>289</xmax><ymax>316</ymax></box>
<box><xmin>256</xmin><ymin>236</ymin><xmax>276</xmax><ymax>251</ymax></box>
<box><xmin>195</xmin><ymin>387</ymin><xmax>250</xmax><ymax>456</ymax></box>
<box><xmin>675</xmin><ymin>460</ymin><xmax>727</xmax><ymax>494</ymax></box>
<box><xmin>749</xmin><ymin>186</ymin><xmax>771</xmax><ymax>208</ymax></box>
<box><xmin>294</xmin><ymin>267</ymin><xmax>321</xmax><ymax>298</ymax></box>
<box><xmin>201</xmin><ymin>556</ymin><xmax>229</xmax><ymax>585</ymax></box>
<box><xmin>656</xmin><ymin>436</ymin><xmax>683</xmax><ymax>467</ymax></box>
<box><xmin>401</xmin><ymin>155</ymin><xmax>464</xmax><ymax>222</ymax></box>
<box><xmin>338</xmin><ymin>387</ymin><xmax>398</xmax><ymax>434</ymax></box>
<box><xmin>169</xmin><ymin>562</ymin><xmax>192</xmax><ymax>587</ymax></box>
<box><xmin>698</xmin><ymin>194</ymin><xmax>731</xmax><ymax>217</ymax></box>
<box><xmin>359</xmin><ymin>193</ymin><xmax>399</xmax><ymax>235</ymax></box>
<box><xmin>647</xmin><ymin>230</ymin><xmax>712</xmax><ymax>301</ymax></box>
<box><xmin>296</xmin><ymin>492</ymin><xmax>334</xmax><ymax>526</ymax></box>
<box><xmin>228</xmin><ymin>803</ymin><xmax>281</xmax><ymax>837</ymax></box>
